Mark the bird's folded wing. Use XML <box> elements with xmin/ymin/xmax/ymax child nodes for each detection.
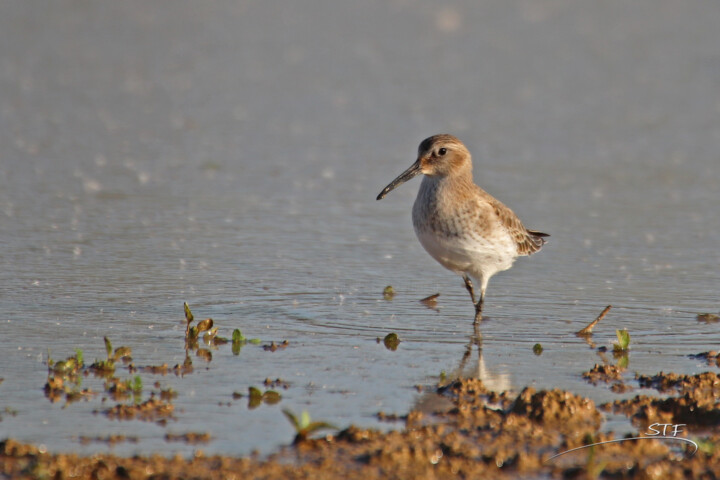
<box><xmin>491</xmin><ymin>200</ymin><xmax>548</xmax><ymax>256</ymax></box>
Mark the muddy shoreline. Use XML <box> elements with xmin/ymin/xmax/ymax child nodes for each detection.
<box><xmin>3</xmin><ymin>371</ymin><xmax>720</xmax><ymax>479</ymax></box>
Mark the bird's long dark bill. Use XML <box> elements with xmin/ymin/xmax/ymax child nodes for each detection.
<box><xmin>376</xmin><ymin>160</ymin><xmax>421</xmax><ymax>200</ymax></box>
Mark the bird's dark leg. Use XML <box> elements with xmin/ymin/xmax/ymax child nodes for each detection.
<box><xmin>473</xmin><ymin>291</ymin><xmax>484</xmax><ymax>324</ymax></box>
<box><xmin>464</xmin><ymin>275</ymin><xmax>485</xmax><ymax>323</ymax></box>
<box><xmin>462</xmin><ymin>275</ymin><xmax>476</xmax><ymax>304</ymax></box>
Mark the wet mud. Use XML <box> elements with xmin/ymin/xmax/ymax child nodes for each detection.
<box><xmin>5</xmin><ymin>305</ymin><xmax>720</xmax><ymax>478</ymax></box>
<box><xmin>4</xmin><ymin>372</ymin><xmax>720</xmax><ymax>479</ymax></box>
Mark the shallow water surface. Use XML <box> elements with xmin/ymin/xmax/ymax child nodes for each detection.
<box><xmin>1</xmin><ymin>0</ymin><xmax>719</xmax><ymax>457</ymax></box>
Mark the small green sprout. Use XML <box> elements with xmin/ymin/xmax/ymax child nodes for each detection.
<box><xmin>231</xmin><ymin>329</ymin><xmax>262</xmax><ymax>355</ymax></box>
<box><xmin>74</xmin><ymin>349</ymin><xmax>84</xmax><ymax>366</ymax></box>
<box><xmin>184</xmin><ymin>302</ymin><xmax>194</xmax><ymax>324</ymax></box>
<box><xmin>282</xmin><ymin>408</ymin><xmax>337</xmax><ymax>444</ymax></box>
<box><xmin>248</xmin><ymin>386</ymin><xmax>263</xmax><ymax>408</ymax></box>
<box><xmin>236</xmin><ymin>386</ymin><xmax>282</xmax><ymax>409</ymax></box>
<box><xmin>383</xmin><ymin>286</ymin><xmax>395</xmax><ymax>300</ymax></box>
<box><xmin>184</xmin><ymin>302</ymin><xmax>199</xmax><ymax>344</ymax></box>
<box><xmin>48</xmin><ymin>349</ymin><xmax>84</xmax><ymax>375</ymax></box>
<box><xmin>131</xmin><ymin>375</ymin><xmax>142</xmax><ymax>394</ymax></box>
<box><xmin>695</xmin><ymin>437</ymin><xmax>717</xmax><ymax>455</ymax></box>
<box><xmin>613</xmin><ymin>329</ymin><xmax>630</xmax><ymax>352</ymax></box>
<box><xmin>104</xmin><ymin>336</ymin><xmax>113</xmax><ymax>359</ymax></box>
<box><xmin>232</xmin><ymin>329</ymin><xmax>245</xmax><ymax>342</ymax></box>
<box><xmin>612</xmin><ymin>329</ymin><xmax>630</xmax><ymax>368</ymax></box>
<box><xmin>91</xmin><ymin>337</ymin><xmax>132</xmax><ymax>374</ymax></box>
<box><xmin>105</xmin><ymin>375</ymin><xmax>143</xmax><ymax>401</ymax></box>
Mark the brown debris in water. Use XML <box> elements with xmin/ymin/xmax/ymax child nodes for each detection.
<box><xmin>164</xmin><ymin>432</ymin><xmax>212</xmax><ymax>444</ymax></box>
<box><xmin>137</xmin><ymin>363</ymin><xmax>170</xmax><ymax>375</ymax></box>
<box><xmin>44</xmin><ymin>376</ymin><xmax>96</xmax><ymax>404</ymax></box>
<box><xmin>376</xmin><ymin>411</ymin><xmax>405</xmax><ymax>422</ymax></box>
<box><xmin>419</xmin><ymin>293</ymin><xmax>440</xmax><ymax>309</ymax></box>
<box><xmin>697</xmin><ymin>313</ymin><xmax>720</xmax><ymax>323</ymax></box>
<box><xmin>690</xmin><ymin>351</ymin><xmax>720</xmax><ymax>368</ymax></box>
<box><xmin>263</xmin><ymin>340</ymin><xmax>289</xmax><ymax>352</ymax></box>
<box><xmin>101</xmin><ymin>395</ymin><xmax>175</xmax><ymax>422</ymax></box>
<box><xmin>610</xmin><ymin>382</ymin><xmax>633</xmax><ymax>394</ymax></box>
<box><xmin>172</xmin><ymin>356</ymin><xmax>194</xmax><ymax>376</ymax></box>
<box><xmin>582</xmin><ymin>363</ymin><xmax>624</xmax><ymax>384</ymax></box>
<box><xmin>582</xmin><ymin>363</ymin><xmax>633</xmax><ymax>392</ymax></box>
<box><xmin>576</xmin><ymin>305</ymin><xmax>612</xmax><ymax>335</ymax></box>
<box><xmin>77</xmin><ymin>435</ymin><xmax>138</xmax><ymax>446</ymax></box>
<box><xmin>264</xmin><ymin>377</ymin><xmax>290</xmax><ymax>389</ymax></box>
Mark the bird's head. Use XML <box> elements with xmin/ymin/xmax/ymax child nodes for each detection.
<box><xmin>377</xmin><ymin>134</ymin><xmax>471</xmax><ymax>200</ymax></box>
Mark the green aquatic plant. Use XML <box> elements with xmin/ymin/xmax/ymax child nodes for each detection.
<box><xmin>234</xmin><ymin>386</ymin><xmax>281</xmax><ymax>409</ymax></box>
<box><xmin>48</xmin><ymin>349</ymin><xmax>84</xmax><ymax>376</ymax></box>
<box><xmin>383</xmin><ymin>285</ymin><xmax>395</xmax><ymax>300</ymax></box>
<box><xmin>106</xmin><ymin>375</ymin><xmax>143</xmax><ymax>402</ymax></box>
<box><xmin>613</xmin><ymin>329</ymin><xmax>630</xmax><ymax>352</ymax></box>
<box><xmin>697</xmin><ymin>313</ymin><xmax>719</xmax><ymax>323</ymax></box>
<box><xmin>74</xmin><ymin>349</ymin><xmax>84</xmax><ymax>366</ymax></box>
<box><xmin>245</xmin><ymin>386</ymin><xmax>282</xmax><ymax>409</ymax></box>
<box><xmin>131</xmin><ymin>375</ymin><xmax>142</xmax><ymax>394</ymax></box>
<box><xmin>184</xmin><ymin>303</ymin><xmax>215</xmax><ymax>346</ymax></box>
<box><xmin>231</xmin><ymin>329</ymin><xmax>262</xmax><ymax>355</ymax></box>
<box><xmin>282</xmin><ymin>408</ymin><xmax>337</xmax><ymax>444</ymax></box>
<box><xmin>232</xmin><ymin>329</ymin><xmax>244</xmax><ymax>342</ymax></box>
<box><xmin>184</xmin><ymin>301</ymin><xmax>194</xmax><ymax>326</ymax></box>
<box><xmin>383</xmin><ymin>333</ymin><xmax>400</xmax><ymax>351</ymax></box>
<box><xmin>45</xmin><ymin>348</ymin><xmax>90</xmax><ymax>404</ymax></box>
<box><xmin>612</xmin><ymin>329</ymin><xmax>631</xmax><ymax>368</ymax></box>
<box><xmin>184</xmin><ymin>303</ymin><xmax>243</xmax><ymax>355</ymax></box>
<box><xmin>231</xmin><ymin>330</ymin><xmax>244</xmax><ymax>356</ymax></box>
<box><xmin>90</xmin><ymin>337</ymin><xmax>132</xmax><ymax>375</ymax></box>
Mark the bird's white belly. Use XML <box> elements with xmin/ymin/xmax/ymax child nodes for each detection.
<box><xmin>414</xmin><ymin>228</ymin><xmax>517</xmax><ymax>281</ymax></box>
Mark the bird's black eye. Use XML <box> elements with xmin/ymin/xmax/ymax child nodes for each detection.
<box><xmin>438</xmin><ymin>147</ymin><xmax>447</xmax><ymax>156</ymax></box>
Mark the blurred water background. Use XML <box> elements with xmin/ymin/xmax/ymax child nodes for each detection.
<box><xmin>1</xmin><ymin>0</ymin><xmax>719</xmax><ymax>457</ymax></box>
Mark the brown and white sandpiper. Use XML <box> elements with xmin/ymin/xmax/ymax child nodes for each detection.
<box><xmin>377</xmin><ymin>134</ymin><xmax>548</xmax><ymax>323</ymax></box>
